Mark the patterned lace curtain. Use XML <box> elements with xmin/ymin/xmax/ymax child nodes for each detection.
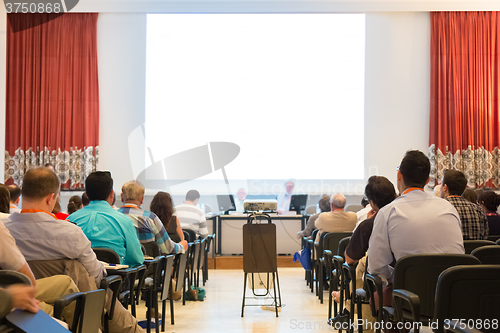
<box><xmin>429</xmin><ymin>12</ymin><xmax>500</xmax><ymax>188</ymax></box>
<box><xmin>5</xmin><ymin>13</ymin><xmax>99</xmax><ymax>189</ymax></box>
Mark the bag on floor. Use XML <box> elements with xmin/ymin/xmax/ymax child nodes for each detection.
<box><xmin>184</xmin><ymin>285</ymin><xmax>206</xmax><ymax>301</ymax></box>
<box><xmin>293</xmin><ymin>243</ymin><xmax>312</xmax><ymax>271</ymax></box>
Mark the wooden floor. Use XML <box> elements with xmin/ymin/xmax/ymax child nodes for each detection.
<box><xmin>135</xmin><ymin>268</ymin><xmax>336</xmax><ymax>333</ymax></box>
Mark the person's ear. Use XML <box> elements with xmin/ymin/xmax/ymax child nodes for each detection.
<box><xmin>120</xmin><ymin>193</ymin><xmax>125</xmax><ymax>203</ymax></box>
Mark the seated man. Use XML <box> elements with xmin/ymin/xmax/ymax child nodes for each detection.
<box><xmin>7</xmin><ymin>184</ymin><xmax>21</xmax><ymax>213</ymax></box>
<box><xmin>4</xmin><ymin>168</ymin><xmax>145</xmax><ymax>333</ymax></box>
<box><xmin>440</xmin><ymin>169</ymin><xmax>489</xmax><ymax>240</ymax></box>
<box><xmin>367</xmin><ymin>150</ymin><xmax>464</xmax><ymax>288</ymax></box>
<box><xmin>175</xmin><ymin>189</ymin><xmax>209</xmax><ymax>239</ymax></box>
<box><xmin>296</xmin><ymin>194</ymin><xmax>331</xmax><ymax>239</ymax></box>
<box><xmin>68</xmin><ymin>171</ymin><xmax>144</xmax><ymax>267</ymax></box>
<box><xmin>118</xmin><ymin>180</ymin><xmax>188</xmax><ymax>254</ymax></box>
<box><xmin>315</xmin><ymin>193</ymin><xmax>357</xmax><ymax>242</ymax></box>
<box><xmin>277</xmin><ymin>180</ymin><xmax>295</xmax><ymax>214</ymax></box>
<box><xmin>330</xmin><ymin>176</ymin><xmax>397</xmax><ymax>325</ymax></box>
<box><xmin>4</xmin><ymin>169</ymin><xmax>106</xmax><ymax>285</ymax></box>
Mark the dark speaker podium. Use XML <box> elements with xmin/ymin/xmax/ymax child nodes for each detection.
<box><xmin>241</xmin><ymin>213</ymin><xmax>282</xmax><ymax>317</ymax></box>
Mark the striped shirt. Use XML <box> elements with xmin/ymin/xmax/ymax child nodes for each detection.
<box><xmin>446</xmin><ymin>196</ymin><xmax>489</xmax><ymax>240</ymax></box>
<box><xmin>118</xmin><ymin>204</ymin><xmax>185</xmax><ymax>255</ymax></box>
<box><xmin>174</xmin><ymin>203</ymin><xmax>208</xmax><ymax>239</ymax></box>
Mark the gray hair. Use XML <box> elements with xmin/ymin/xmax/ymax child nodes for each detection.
<box><xmin>330</xmin><ymin>193</ymin><xmax>346</xmax><ymax>209</ymax></box>
<box><xmin>121</xmin><ymin>180</ymin><xmax>145</xmax><ymax>202</ymax></box>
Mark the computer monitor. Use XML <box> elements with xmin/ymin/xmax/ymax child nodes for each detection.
<box><xmin>290</xmin><ymin>194</ymin><xmax>308</xmax><ymax>214</ymax></box>
<box><xmin>217</xmin><ymin>194</ymin><xmax>236</xmax><ymax>214</ymax></box>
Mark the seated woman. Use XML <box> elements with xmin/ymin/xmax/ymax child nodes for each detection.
<box><xmin>67</xmin><ymin>195</ymin><xmax>83</xmax><ymax>215</ymax></box>
<box><xmin>478</xmin><ymin>190</ymin><xmax>500</xmax><ymax>236</ymax></box>
<box><xmin>150</xmin><ymin>192</ymin><xmax>185</xmax><ymax>243</ymax></box>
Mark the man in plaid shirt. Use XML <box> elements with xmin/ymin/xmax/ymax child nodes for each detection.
<box><xmin>118</xmin><ymin>181</ymin><xmax>188</xmax><ymax>254</ymax></box>
<box><xmin>440</xmin><ymin>170</ymin><xmax>489</xmax><ymax>240</ymax></box>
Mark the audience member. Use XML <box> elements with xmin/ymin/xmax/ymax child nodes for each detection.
<box><xmin>0</xmin><ymin>184</ymin><xmax>11</xmax><ymax>218</ymax></box>
<box><xmin>234</xmin><ymin>188</ymin><xmax>247</xmax><ymax>212</ymax></box>
<box><xmin>7</xmin><ymin>184</ymin><xmax>21</xmax><ymax>213</ymax></box>
<box><xmin>81</xmin><ymin>192</ymin><xmax>90</xmax><ymax>206</ymax></box>
<box><xmin>433</xmin><ymin>184</ymin><xmax>442</xmax><ymax>197</ymax></box>
<box><xmin>4</xmin><ymin>168</ymin><xmax>106</xmax><ymax>285</ymax></box>
<box><xmin>150</xmin><ymin>191</ymin><xmax>185</xmax><ymax>243</ymax></box>
<box><xmin>315</xmin><ymin>193</ymin><xmax>357</xmax><ymax>242</ymax></box>
<box><xmin>118</xmin><ymin>181</ymin><xmax>187</xmax><ymax>254</ymax></box>
<box><xmin>68</xmin><ymin>171</ymin><xmax>144</xmax><ymax>267</ymax></box>
<box><xmin>462</xmin><ymin>188</ymin><xmax>478</xmax><ymax>204</ymax></box>
<box><xmin>478</xmin><ymin>190</ymin><xmax>500</xmax><ymax>236</ymax></box>
<box><xmin>111</xmin><ymin>192</ymin><xmax>119</xmax><ymax>210</ymax></box>
<box><xmin>67</xmin><ymin>195</ymin><xmax>83</xmax><ymax>215</ymax></box>
<box><xmin>367</xmin><ymin>150</ymin><xmax>464</xmax><ymax>288</ymax></box>
<box><xmin>175</xmin><ymin>189</ymin><xmax>209</xmax><ymax>239</ymax></box>
<box><xmin>331</xmin><ymin>176</ymin><xmax>397</xmax><ymax>324</ymax></box>
<box><xmin>356</xmin><ymin>196</ymin><xmax>372</xmax><ymax>223</ymax></box>
<box><xmin>296</xmin><ymin>194</ymin><xmax>331</xmax><ymax>239</ymax></box>
<box><xmin>277</xmin><ymin>180</ymin><xmax>295</xmax><ymax>214</ymax></box>
<box><xmin>441</xmin><ymin>170</ymin><xmax>488</xmax><ymax>240</ymax></box>
<box><xmin>52</xmin><ymin>200</ymin><xmax>69</xmax><ymax>220</ymax></box>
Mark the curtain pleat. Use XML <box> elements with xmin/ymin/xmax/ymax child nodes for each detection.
<box><xmin>5</xmin><ymin>13</ymin><xmax>99</xmax><ymax>189</ymax></box>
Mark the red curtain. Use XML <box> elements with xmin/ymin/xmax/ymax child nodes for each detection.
<box><xmin>430</xmin><ymin>11</ymin><xmax>500</xmax><ymax>188</ymax></box>
<box><xmin>5</xmin><ymin>13</ymin><xmax>99</xmax><ymax>188</ymax></box>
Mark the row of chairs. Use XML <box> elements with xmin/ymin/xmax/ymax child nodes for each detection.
<box><xmin>331</xmin><ymin>239</ymin><xmax>500</xmax><ymax>333</ymax></box>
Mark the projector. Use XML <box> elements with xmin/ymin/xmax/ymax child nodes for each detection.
<box><xmin>244</xmin><ymin>199</ymin><xmax>277</xmax><ymax>212</ymax></box>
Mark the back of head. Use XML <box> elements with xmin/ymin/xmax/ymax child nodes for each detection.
<box><xmin>7</xmin><ymin>185</ymin><xmax>21</xmax><ymax>203</ymax></box>
<box><xmin>399</xmin><ymin>150</ymin><xmax>430</xmax><ymax>188</ymax></box>
<box><xmin>85</xmin><ymin>171</ymin><xmax>113</xmax><ymax>201</ymax></box>
<box><xmin>318</xmin><ymin>194</ymin><xmax>332</xmax><ymax>212</ymax></box>
<box><xmin>361</xmin><ymin>196</ymin><xmax>369</xmax><ymax>207</ymax></box>
<box><xmin>0</xmin><ymin>184</ymin><xmax>11</xmax><ymax>214</ymax></box>
<box><xmin>121</xmin><ymin>180</ymin><xmax>145</xmax><ymax>202</ymax></box>
<box><xmin>185</xmin><ymin>189</ymin><xmax>200</xmax><ymax>202</ymax></box>
<box><xmin>330</xmin><ymin>193</ymin><xmax>346</xmax><ymax>209</ymax></box>
<box><xmin>479</xmin><ymin>190</ymin><xmax>500</xmax><ymax>212</ymax></box>
<box><xmin>365</xmin><ymin>176</ymin><xmax>397</xmax><ymax>210</ymax></box>
<box><xmin>462</xmin><ymin>189</ymin><xmax>477</xmax><ymax>204</ymax></box>
<box><xmin>442</xmin><ymin>169</ymin><xmax>467</xmax><ymax>196</ymax></box>
<box><xmin>52</xmin><ymin>200</ymin><xmax>61</xmax><ymax>214</ymax></box>
<box><xmin>150</xmin><ymin>191</ymin><xmax>174</xmax><ymax>229</ymax></box>
<box><xmin>67</xmin><ymin>195</ymin><xmax>83</xmax><ymax>214</ymax></box>
<box><xmin>82</xmin><ymin>192</ymin><xmax>90</xmax><ymax>206</ymax></box>
<box><xmin>22</xmin><ymin>168</ymin><xmax>60</xmax><ymax>201</ymax></box>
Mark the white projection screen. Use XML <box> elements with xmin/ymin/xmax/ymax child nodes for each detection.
<box><xmin>145</xmin><ymin>14</ymin><xmax>365</xmax><ymax>190</ymax></box>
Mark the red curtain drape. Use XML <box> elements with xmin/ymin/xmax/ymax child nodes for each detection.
<box><xmin>5</xmin><ymin>13</ymin><xmax>99</xmax><ymax>188</ymax></box>
<box><xmin>430</xmin><ymin>11</ymin><xmax>500</xmax><ymax>188</ymax></box>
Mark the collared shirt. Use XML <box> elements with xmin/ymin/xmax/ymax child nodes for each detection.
<box><xmin>315</xmin><ymin>210</ymin><xmax>357</xmax><ymax>242</ymax></box>
<box><xmin>118</xmin><ymin>204</ymin><xmax>185</xmax><ymax>255</ymax></box>
<box><xmin>367</xmin><ymin>189</ymin><xmax>464</xmax><ymax>285</ymax></box>
<box><xmin>9</xmin><ymin>204</ymin><xmax>20</xmax><ymax>214</ymax></box>
<box><xmin>3</xmin><ymin>211</ymin><xmax>106</xmax><ymax>284</ymax></box>
<box><xmin>174</xmin><ymin>203</ymin><xmax>208</xmax><ymax>239</ymax></box>
<box><xmin>68</xmin><ymin>201</ymin><xmax>144</xmax><ymax>267</ymax></box>
<box><xmin>446</xmin><ymin>196</ymin><xmax>489</xmax><ymax>240</ymax></box>
<box><xmin>277</xmin><ymin>192</ymin><xmax>292</xmax><ymax>212</ymax></box>
<box><xmin>0</xmin><ymin>222</ymin><xmax>26</xmax><ymax>271</ymax></box>
<box><xmin>234</xmin><ymin>198</ymin><xmax>245</xmax><ymax>212</ymax></box>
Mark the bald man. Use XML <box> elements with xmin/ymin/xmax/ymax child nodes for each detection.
<box><xmin>314</xmin><ymin>193</ymin><xmax>357</xmax><ymax>242</ymax></box>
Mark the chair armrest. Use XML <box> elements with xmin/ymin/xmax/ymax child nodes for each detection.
<box><xmin>100</xmin><ymin>275</ymin><xmax>122</xmax><ymax>290</ymax></box>
<box><xmin>392</xmin><ymin>289</ymin><xmax>420</xmax><ymax>326</ymax></box>
<box><xmin>53</xmin><ymin>292</ymin><xmax>84</xmax><ymax>320</ymax></box>
<box><xmin>365</xmin><ymin>273</ymin><xmax>383</xmax><ymax>321</ymax></box>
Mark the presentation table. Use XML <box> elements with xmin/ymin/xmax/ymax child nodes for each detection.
<box><xmin>212</xmin><ymin>214</ymin><xmax>306</xmax><ymax>255</ymax></box>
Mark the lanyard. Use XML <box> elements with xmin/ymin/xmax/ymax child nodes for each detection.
<box><xmin>402</xmin><ymin>187</ymin><xmax>424</xmax><ymax>195</ymax></box>
<box><xmin>20</xmin><ymin>209</ymin><xmax>57</xmax><ymax>219</ymax></box>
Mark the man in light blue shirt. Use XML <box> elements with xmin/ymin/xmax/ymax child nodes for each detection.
<box><xmin>68</xmin><ymin>171</ymin><xmax>144</xmax><ymax>267</ymax></box>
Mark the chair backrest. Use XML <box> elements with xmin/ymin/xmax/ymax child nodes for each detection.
<box><xmin>305</xmin><ymin>205</ymin><xmax>317</xmax><ymax>215</ymax></box>
<box><xmin>315</xmin><ymin>232</ymin><xmax>329</xmax><ymax>259</ymax></box>
<box><xmin>470</xmin><ymin>245</ymin><xmax>500</xmax><ymax>264</ymax></box>
<box><xmin>322</xmin><ymin>232</ymin><xmax>353</xmax><ymax>256</ymax></box>
<box><xmin>345</xmin><ymin>204</ymin><xmax>363</xmax><ymax>213</ymax></box>
<box><xmin>160</xmin><ymin>255</ymin><xmax>175</xmax><ymax>301</ymax></box>
<box><xmin>486</xmin><ymin>235</ymin><xmax>500</xmax><ymax>242</ymax></box>
<box><xmin>28</xmin><ymin>259</ymin><xmax>97</xmax><ymax>292</ymax></box>
<box><xmin>393</xmin><ymin>254</ymin><xmax>481</xmax><ymax>317</ymax></box>
<box><xmin>496</xmin><ymin>238</ymin><xmax>500</xmax><ymax>245</ymax></box>
<box><xmin>80</xmin><ymin>289</ymin><xmax>106</xmax><ymax>333</ymax></box>
<box><xmin>183</xmin><ymin>229</ymin><xmax>197</xmax><ymax>242</ymax></box>
<box><xmin>463</xmin><ymin>240</ymin><xmax>496</xmax><ymax>254</ymax></box>
<box><xmin>338</xmin><ymin>237</ymin><xmax>351</xmax><ymax>259</ymax></box>
<box><xmin>174</xmin><ymin>251</ymin><xmax>188</xmax><ymax>293</ymax></box>
<box><xmin>191</xmin><ymin>240</ymin><xmax>201</xmax><ymax>272</ymax></box>
<box><xmin>198</xmin><ymin>238</ymin><xmax>206</xmax><ymax>269</ymax></box>
<box><xmin>205</xmin><ymin>233</ymin><xmax>215</xmax><ymax>256</ymax></box>
<box><xmin>434</xmin><ymin>265</ymin><xmax>500</xmax><ymax>333</ymax></box>
<box><xmin>142</xmin><ymin>241</ymin><xmax>161</xmax><ymax>257</ymax></box>
<box><xmin>0</xmin><ymin>270</ymin><xmax>32</xmax><ymax>286</ymax></box>
<box><xmin>92</xmin><ymin>247</ymin><xmax>121</xmax><ymax>264</ymax></box>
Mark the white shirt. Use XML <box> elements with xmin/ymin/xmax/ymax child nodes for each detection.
<box><xmin>356</xmin><ymin>204</ymin><xmax>372</xmax><ymax>223</ymax></box>
<box><xmin>174</xmin><ymin>203</ymin><xmax>208</xmax><ymax>239</ymax></box>
<box><xmin>9</xmin><ymin>204</ymin><xmax>21</xmax><ymax>213</ymax></box>
<box><xmin>277</xmin><ymin>192</ymin><xmax>292</xmax><ymax>212</ymax></box>
<box><xmin>367</xmin><ymin>189</ymin><xmax>464</xmax><ymax>285</ymax></box>
<box><xmin>234</xmin><ymin>198</ymin><xmax>245</xmax><ymax>212</ymax></box>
